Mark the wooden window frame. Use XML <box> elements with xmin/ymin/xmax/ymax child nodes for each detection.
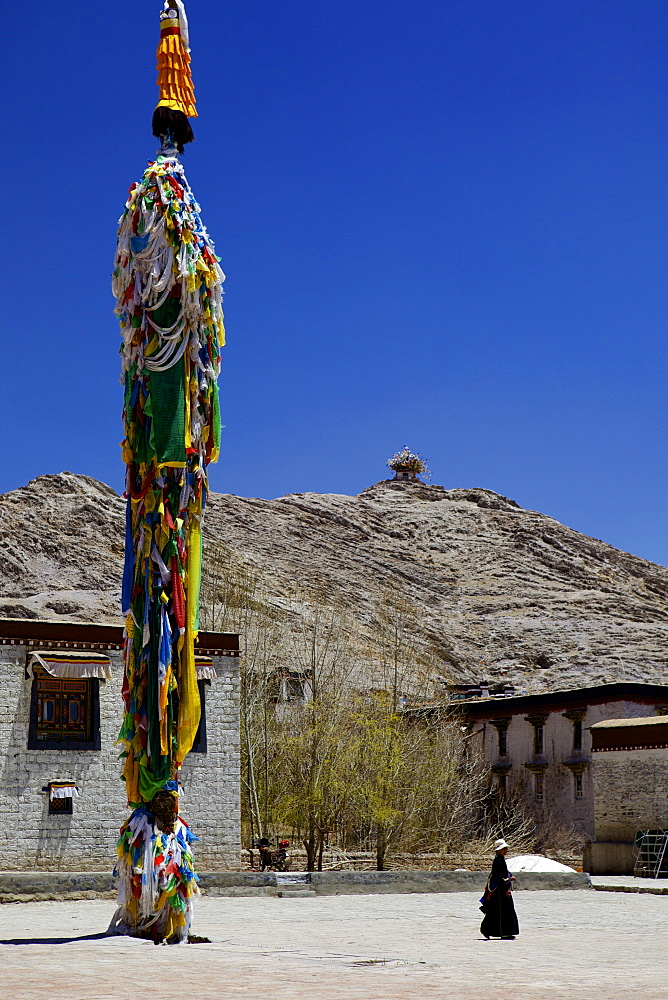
<box><xmin>28</xmin><ymin>671</ymin><xmax>101</xmax><ymax>751</ymax></box>
<box><xmin>48</xmin><ymin>795</ymin><xmax>74</xmax><ymax>816</ymax></box>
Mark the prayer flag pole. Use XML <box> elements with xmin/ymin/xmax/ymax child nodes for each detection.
<box><xmin>109</xmin><ymin>0</ymin><xmax>224</xmax><ymax>943</ymax></box>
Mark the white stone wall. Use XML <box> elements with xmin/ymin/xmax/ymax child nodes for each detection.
<box><xmin>477</xmin><ymin>698</ymin><xmax>665</xmax><ymax>840</ymax></box>
<box><xmin>0</xmin><ymin>645</ymin><xmax>240</xmax><ymax>871</ymax></box>
<box><xmin>181</xmin><ymin>655</ymin><xmax>241</xmax><ymax>868</ymax></box>
<box><xmin>592</xmin><ymin>748</ymin><xmax>668</xmax><ymax>842</ymax></box>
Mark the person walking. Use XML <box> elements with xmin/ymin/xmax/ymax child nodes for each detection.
<box><xmin>480</xmin><ymin>838</ymin><xmax>520</xmax><ymax>939</ymax></box>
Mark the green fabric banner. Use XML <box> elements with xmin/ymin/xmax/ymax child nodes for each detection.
<box><xmin>148</xmin><ymin>365</ymin><xmax>186</xmax><ymax>464</ymax></box>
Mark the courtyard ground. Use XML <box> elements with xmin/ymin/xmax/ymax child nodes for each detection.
<box><xmin>1</xmin><ymin>889</ymin><xmax>667</xmax><ymax>999</ymax></box>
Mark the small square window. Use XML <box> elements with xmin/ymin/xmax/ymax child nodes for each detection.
<box><xmin>49</xmin><ymin>795</ymin><xmax>73</xmax><ymax>816</ymax></box>
<box><xmin>285</xmin><ymin>677</ymin><xmax>305</xmax><ymax>702</ymax></box>
<box><xmin>44</xmin><ymin>783</ymin><xmax>78</xmax><ymax>814</ymax></box>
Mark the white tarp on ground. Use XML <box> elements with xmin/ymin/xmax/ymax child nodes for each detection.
<box><xmin>507</xmin><ymin>855</ymin><xmax>577</xmax><ymax>873</ymax></box>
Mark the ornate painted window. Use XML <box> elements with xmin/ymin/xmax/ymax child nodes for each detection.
<box><xmin>28</xmin><ymin>667</ymin><xmax>101</xmax><ymax>750</ymax></box>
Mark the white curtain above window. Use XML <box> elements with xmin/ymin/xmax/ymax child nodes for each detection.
<box><xmin>28</xmin><ymin>651</ymin><xmax>112</xmax><ymax>680</ymax></box>
<box><xmin>195</xmin><ymin>656</ymin><xmax>216</xmax><ymax>680</ymax></box>
<box><xmin>49</xmin><ymin>783</ymin><xmax>80</xmax><ymax>800</ymax></box>
<box><xmin>195</xmin><ymin>653</ymin><xmax>238</xmax><ymax>679</ymax></box>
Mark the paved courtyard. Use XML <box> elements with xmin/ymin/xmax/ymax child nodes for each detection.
<box><xmin>1</xmin><ymin>890</ymin><xmax>667</xmax><ymax>999</ymax></box>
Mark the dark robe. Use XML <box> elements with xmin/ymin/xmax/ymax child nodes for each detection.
<box><xmin>480</xmin><ymin>853</ymin><xmax>520</xmax><ymax>938</ymax></box>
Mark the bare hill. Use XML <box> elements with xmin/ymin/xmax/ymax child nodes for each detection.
<box><xmin>1</xmin><ymin>472</ymin><xmax>667</xmax><ymax>693</ymax></box>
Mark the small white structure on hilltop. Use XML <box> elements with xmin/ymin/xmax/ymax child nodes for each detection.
<box><xmin>386</xmin><ymin>447</ymin><xmax>431</xmax><ymax>483</ymax></box>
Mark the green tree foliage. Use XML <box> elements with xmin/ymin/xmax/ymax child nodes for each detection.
<box><xmin>346</xmin><ymin>696</ymin><xmax>487</xmax><ymax>868</ymax></box>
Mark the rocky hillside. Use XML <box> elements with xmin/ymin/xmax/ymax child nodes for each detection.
<box><xmin>1</xmin><ymin>472</ymin><xmax>667</xmax><ymax>693</ymax></box>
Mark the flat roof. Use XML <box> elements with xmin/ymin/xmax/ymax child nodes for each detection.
<box><xmin>591</xmin><ymin>715</ymin><xmax>667</xmax><ymax>729</ymax></box>
<box><xmin>0</xmin><ymin>617</ymin><xmax>239</xmax><ymax>655</ymax></box>
<box><xmin>591</xmin><ymin>714</ymin><xmax>668</xmax><ymax>751</ymax></box>
<box><xmin>410</xmin><ymin>681</ymin><xmax>668</xmax><ymax>720</ymax></box>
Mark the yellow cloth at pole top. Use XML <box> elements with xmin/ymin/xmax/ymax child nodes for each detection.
<box><xmin>156</xmin><ymin>9</ymin><xmax>197</xmax><ymax>119</ymax></box>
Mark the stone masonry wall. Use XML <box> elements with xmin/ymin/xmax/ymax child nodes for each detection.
<box><xmin>181</xmin><ymin>655</ymin><xmax>241</xmax><ymax>867</ymax></box>
<box><xmin>477</xmin><ymin>698</ymin><xmax>665</xmax><ymax>840</ymax></box>
<box><xmin>0</xmin><ymin>645</ymin><xmax>240</xmax><ymax>871</ymax></box>
<box><xmin>592</xmin><ymin>748</ymin><xmax>668</xmax><ymax>842</ymax></box>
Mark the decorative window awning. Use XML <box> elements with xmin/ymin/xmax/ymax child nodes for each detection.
<box><xmin>195</xmin><ymin>656</ymin><xmax>216</xmax><ymax>680</ymax></box>
<box><xmin>48</xmin><ymin>782</ymin><xmax>80</xmax><ymax>801</ymax></box>
<box><xmin>28</xmin><ymin>650</ymin><xmax>112</xmax><ymax>680</ymax></box>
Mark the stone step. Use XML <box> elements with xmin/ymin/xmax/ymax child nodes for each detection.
<box><xmin>277</xmin><ymin>889</ymin><xmax>317</xmax><ymax>898</ymax></box>
<box><xmin>593</xmin><ymin>884</ymin><xmax>668</xmax><ymax>895</ymax></box>
<box><xmin>275</xmin><ymin>873</ymin><xmax>311</xmax><ymax>886</ymax></box>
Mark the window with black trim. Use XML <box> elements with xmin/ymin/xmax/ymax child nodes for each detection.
<box><xmin>49</xmin><ymin>796</ymin><xmax>73</xmax><ymax>815</ymax></box>
<box><xmin>491</xmin><ymin>719</ymin><xmax>510</xmax><ymax>760</ymax></box>
<box><xmin>28</xmin><ymin>668</ymin><xmax>101</xmax><ymax>750</ymax></box>
<box><xmin>191</xmin><ymin>679</ymin><xmax>208</xmax><ymax>753</ymax></box>
<box><xmin>533</xmin><ymin>725</ymin><xmax>544</xmax><ymax>756</ymax></box>
<box><xmin>285</xmin><ymin>677</ymin><xmax>305</xmax><ymax>702</ymax></box>
<box><xmin>534</xmin><ymin>771</ymin><xmax>544</xmax><ymax>801</ymax></box>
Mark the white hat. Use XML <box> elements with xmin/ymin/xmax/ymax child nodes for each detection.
<box><xmin>494</xmin><ymin>838</ymin><xmax>509</xmax><ymax>851</ymax></box>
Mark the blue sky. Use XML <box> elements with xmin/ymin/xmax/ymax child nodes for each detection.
<box><xmin>1</xmin><ymin>0</ymin><xmax>666</xmax><ymax>564</ymax></box>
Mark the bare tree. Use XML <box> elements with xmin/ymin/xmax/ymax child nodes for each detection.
<box><xmin>201</xmin><ymin>542</ymin><xmax>522</xmax><ymax>871</ymax></box>
<box><xmin>273</xmin><ymin>593</ymin><xmax>358</xmax><ymax>870</ymax></box>
<box><xmin>200</xmin><ymin>541</ymin><xmax>283</xmax><ymax>845</ymax></box>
